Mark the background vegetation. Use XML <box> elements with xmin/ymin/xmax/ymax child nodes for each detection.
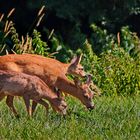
<box><xmin>0</xmin><ymin>1</ymin><xmax>140</xmax><ymax>139</ymax></box>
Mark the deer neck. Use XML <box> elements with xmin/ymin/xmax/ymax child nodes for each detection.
<box><xmin>55</xmin><ymin>77</ymin><xmax>81</xmax><ymax>99</ymax></box>
<box><xmin>41</xmin><ymin>84</ymin><xmax>57</xmax><ymax>101</ymax></box>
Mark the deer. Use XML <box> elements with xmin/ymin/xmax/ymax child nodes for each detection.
<box><xmin>0</xmin><ymin>54</ymin><xmax>95</xmax><ymax>111</ymax></box>
<box><xmin>0</xmin><ymin>70</ymin><xmax>67</xmax><ymax>117</ymax></box>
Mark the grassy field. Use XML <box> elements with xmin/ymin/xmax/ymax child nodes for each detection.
<box><xmin>0</xmin><ymin>96</ymin><xmax>140</xmax><ymax>140</ymax></box>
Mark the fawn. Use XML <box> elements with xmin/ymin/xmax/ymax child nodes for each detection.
<box><xmin>0</xmin><ymin>70</ymin><xmax>67</xmax><ymax>117</ymax></box>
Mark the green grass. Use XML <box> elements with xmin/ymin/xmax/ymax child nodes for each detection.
<box><xmin>0</xmin><ymin>96</ymin><xmax>140</xmax><ymax>140</ymax></box>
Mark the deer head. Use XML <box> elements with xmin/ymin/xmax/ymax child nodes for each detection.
<box><xmin>50</xmin><ymin>90</ymin><xmax>67</xmax><ymax>115</ymax></box>
<box><xmin>68</xmin><ymin>54</ymin><xmax>86</xmax><ymax>77</ymax></box>
<box><xmin>74</xmin><ymin>74</ymin><xmax>94</xmax><ymax>110</ymax></box>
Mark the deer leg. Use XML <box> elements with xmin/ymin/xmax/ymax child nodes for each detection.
<box><xmin>23</xmin><ymin>96</ymin><xmax>32</xmax><ymax>117</ymax></box>
<box><xmin>34</xmin><ymin>99</ymin><xmax>49</xmax><ymax>115</ymax></box>
<box><xmin>31</xmin><ymin>101</ymin><xmax>38</xmax><ymax>116</ymax></box>
<box><xmin>6</xmin><ymin>95</ymin><xmax>19</xmax><ymax>117</ymax></box>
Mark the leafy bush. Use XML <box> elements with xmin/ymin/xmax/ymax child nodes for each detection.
<box><xmin>9</xmin><ymin>26</ymin><xmax>50</xmax><ymax>56</ymax></box>
<box><xmin>0</xmin><ymin>7</ymin><xmax>54</xmax><ymax>57</ymax></box>
<box><xmin>75</xmin><ymin>25</ymin><xmax>140</xmax><ymax>96</ymax></box>
<box><xmin>89</xmin><ymin>24</ymin><xmax>140</xmax><ymax>57</ymax></box>
<box><xmin>98</xmin><ymin>48</ymin><xmax>140</xmax><ymax>96</ymax></box>
<box><xmin>120</xmin><ymin>26</ymin><xmax>140</xmax><ymax>58</ymax></box>
<box><xmin>79</xmin><ymin>44</ymin><xmax>140</xmax><ymax>96</ymax></box>
<box><xmin>32</xmin><ymin>29</ymin><xmax>49</xmax><ymax>56</ymax></box>
<box><xmin>77</xmin><ymin>39</ymin><xmax>140</xmax><ymax>96</ymax></box>
<box><xmin>90</xmin><ymin>24</ymin><xmax>117</xmax><ymax>55</ymax></box>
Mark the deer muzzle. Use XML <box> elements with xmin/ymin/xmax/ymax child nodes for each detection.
<box><xmin>87</xmin><ymin>103</ymin><xmax>94</xmax><ymax>111</ymax></box>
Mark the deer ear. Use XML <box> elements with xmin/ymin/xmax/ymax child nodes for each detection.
<box><xmin>86</xmin><ymin>74</ymin><xmax>92</xmax><ymax>86</ymax></box>
<box><xmin>70</xmin><ymin>54</ymin><xmax>83</xmax><ymax>65</ymax></box>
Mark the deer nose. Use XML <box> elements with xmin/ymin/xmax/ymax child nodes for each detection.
<box><xmin>87</xmin><ymin>104</ymin><xmax>94</xmax><ymax>111</ymax></box>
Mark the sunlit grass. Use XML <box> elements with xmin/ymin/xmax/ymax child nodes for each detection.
<box><xmin>0</xmin><ymin>96</ymin><xmax>140</xmax><ymax>140</ymax></box>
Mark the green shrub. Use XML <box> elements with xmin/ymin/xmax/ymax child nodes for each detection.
<box><xmin>10</xmin><ymin>28</ymin><xmax>50</xmax><ymax>56</ymax></box>
<box><xmin>75</xmin><ymin>25</ymin><xmax>140</xmax><ymax>96</ymax></box>
<box><xmin>0</xmin><ymin>8</ymin><xmax>54</xmax><ymax>57</ymax></box>
<box><xmin>32</xmin><ymin>29</ymin><xmax>49</xmax><ymax>56</ymax></box>
<box><xmin>90</xmin><ymin>24</ymin><xmax>117</xmax><ymax>55</ymax></box>
<box><xmin>80</xmin><ymin>45</ymin><xmax>140</xmax><ymax>96</ymax></box>
<box><xmin>99</xmin><ymin>48</ymin><xmax>140</xmax><ymax>96</ymax></box>
<box><xmin>89</xmin><ymin>24</ymin><xmax>140</xmax><ymax>57</ymax></box>
<box><xmin>120</xmin><ymin>26</ymin><xmax>140</xmax><ymax>58</ymax></box>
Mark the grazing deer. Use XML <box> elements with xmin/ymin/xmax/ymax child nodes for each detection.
<box><xmin>0</xmin><ymin>70</ymin><xmax>67</xmax><ymax>117</ymax></box>
<box><xmin>0</xmin><ymin>54</ymin><xmax>94</xmax><ymax>110</ymax></box>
